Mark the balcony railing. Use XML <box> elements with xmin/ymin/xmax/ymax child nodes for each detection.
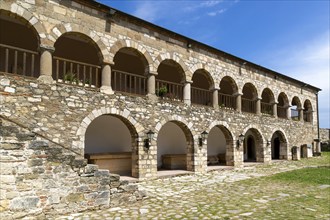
<box><xmin>277</xmin><ymin>106</ymin><xmax>287</xmax><ymax>118</ymax></box>
<box><xmin>261</xmin><ymin>102</ymin><xmax>273</xmax><ymax>115</ymax></box>
<box><xmin>0</xmin><ymin>43</ymin><xmax>39</xmax><ymax>77</ymax></box>
<box><xmin>112</xmin><ymin>70</ymin><xmax>147</xmax><ymax>96</ymax></box>
<box><xmin>219</xmin><ymin>93</ymin><xmax>236</xmax><ymax>109</ymax></box>
<box><xmin>242</xmin><ymin>98</ymin><xmax>256</xmax><ymax>113</ymax></box>
<box><xmin>191</xmin><ymin>87</ymin><xmax>212</xmax><ymax>106</ymax></box>
<box><xmin>156</xmin><ymin>79</ymin><xmax>183</xmax><ymax>101</ymax></box>
<box><xmin>291</xmin><ymin>109</ymin><xmax>299</xmax><ymax>121</ymax></box>
<box><xmin>303</xmin><ymin>111</ymin><xmax>312</xmax><ymax>122</ymax></box>
<box><xmin>54</xmin><ymin>57</ymin><xmax>101</xmax><ymax>88</ymax></box>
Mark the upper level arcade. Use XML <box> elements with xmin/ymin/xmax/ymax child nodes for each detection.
<box><xmin>0</xmin><ymin>1</ymin><xmax>319</xmax><ymax>125</ymax></box>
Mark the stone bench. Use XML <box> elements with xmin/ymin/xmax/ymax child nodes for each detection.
<box><xmin>87</xmin><ymin>152</ymin><xmax>132</xmax><ymax>175</ymax></box>
<box><xmin>161</xmin><ymin>154</ymin><xmax>186</xmax><ymax>170</ymax></box>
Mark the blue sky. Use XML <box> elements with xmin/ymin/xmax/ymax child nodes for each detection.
<box><xmin>99</xmin><ymin>0</ymin><xmax>329</xmax><ymax>128</ymax></box>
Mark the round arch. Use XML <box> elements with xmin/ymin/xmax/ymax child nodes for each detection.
<box><xmin>50</xmin><ymin>24</ymin><xmax>108</xmax><ymax>62</ymax></box>
<box><xmin>261</xmin><ymin>88</ymin><xmax>275</xmax><ymax>115</ymax></box>
<box><xmin>191</xmin><ymin>69</ymin><xmax>214</xmax><ymax>106</ymax></box>
<box><xmin>155</xmin><ymin>117</ymin><xmax>194</xmax><ymax>171</ymax></box>
<box><xmin>154</xmin><ymin>52</ymin><xmax>190</xmax><ymax>81</ymax></box>
<box><xmin>242</xmin><ymin>82</ymin><xmax>258</xmax><ymax>113</ymax></box>
<box><xmin>219</xmin><ymin>76</ymin><xmax>238</xmax><ymax>109</ymax></box>
<box><xmin>76</xmin><ymin>108</ymin><xmax>144</xmax><ymax>177</ymax></box>
<box><xmin>291</xmin><ymin>96</ymin><xmax>302</xmax><ymax>121</ymax></box>
<box><xmin>207</xmin><ymin>123</ymin><xmax>234</xmax><ymax>166</ymax></box>
<box><xmin>0</xmin><ymin>10</ymin><xmax>41</xmax><ymax>77</ymax></box>
<box><xmin>0</xmin><ymin>9</ymin><xmax>46</xmax><ymax>45</ymax></box>
<box><xmin>110</xmin><ymin>39</ymin><xmax>154</xmax><ymax>72</ymax></box>
<box><xmin>303</xmin><ymin>99</ymin><xmax>313</xmax><ymax>122</ymax></box>
<box><xmin>270</xmin><ymin>129</ymin><xmax>289</xmax><ymax>160</ymax></box>
<box><xmin>241</xmin><ymin>125</ymin><xmax>265</xmax><ymax>162</ymax></box>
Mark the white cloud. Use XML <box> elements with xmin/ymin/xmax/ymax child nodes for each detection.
<box><xmin>267</xmin><ymin>31</ymin><xmax>330</xmax><ymax>127</ymax></box>
<box><xmin>184</xmin><ymin>1</ymin><xmax>222</xmax><ymax>12</ymax></box>
<box><xmin>132</xmin><ymin>2</ymin><xmax>164</xmax><ymax>22</ymax></box>
<box><xmin>207</xmin><ymin>9</ymin><xmax>226</xmax><ymax>16</ymax></box>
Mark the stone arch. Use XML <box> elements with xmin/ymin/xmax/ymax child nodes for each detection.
<box><xmin>291</xmin><ymin>96</ymin><xmax>302</xmax><ymax>120</ymax></box>
<box><xmin>154</xmin><ymin>52</ymin><xmax>190</xmax><ymax>81</ymax></box>
<box><xmin>0</xmin><ymin>9</ymin><xmax>41</xmax><ymax>77</ymax></box>
<box><xmin>191</xmin><ymin>68</ymin><xmax>215</xmax><ymax>89</ymax></box>
<box><xmin>242</xmin><ymin>82</ymin><xmax>259</xmax><ymax>113</ymax></box>
<box><xmin>206</xmin><ymin>121</ymin><xmax>235</xmax><ymax>166</ymax></box>
<box><xmin>261</xmin><ymin>88</ymin><xmax>275</xmax><ymax>115</ymax></box>
<box><xmin>191</xmin><ymin>68</ymin><xmax>214</xmax><ymax>106</ymax></box>
<box><xmin>76</xmin><ymin>107</ymin><xmax>145</xmax><ymax>177</ymax></box>
<box><xmin>76</xmin><ymin>107</ymin><xmax>144</xmax><ymax>151</ymax></box>
<box><xmin>110</xmin><ymin>39</ymin><xmax>154</xmax><ymax>72</ymax></box>
<box><xmin>50</xmin><ymin>24</ymin><xmax>109</xmax><ymax>62</ymax></box>
<box><xmin>155</xmin><ymin>116</ymin><xmax>194</xmax><ymax>171</ymax></box>
<box><xmin>241</xmin><ymin>125</ymin><xmax>266</xmax><ymax>162</ymax></box>
<box><xmin>270</xmin><ymin>128</ymin><xmax>289</xmax><ymax>160</ymax></box>
<box><xmin>303</xmin><ymin>99</ymin><xmax>313</xmax><ymax>122</ymax></box>
<box><xmin>0</xmin><ymin>8</ymin><xmax>46</xmax><ymax>46</ymax></box>
<box><xmin>113</xmin><ymin>47</ymin><xmax>150</xmax><ymax>75</ymax></box>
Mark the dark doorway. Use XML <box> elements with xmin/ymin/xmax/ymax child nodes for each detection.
<box><xmin>272</xmin><ymin>137</ymin><xmax>280</xmax><ymax>159</ymax></box>
<box><xmin>247</xmin><ymin>136</ymin><xmax>256</xmax><ymax>161</ymax></box>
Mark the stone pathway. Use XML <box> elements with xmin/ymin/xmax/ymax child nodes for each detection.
<box><xmin>56</xmin><ymin>160</ymin><xmax>330</xmax><ymax>219</ymax></box>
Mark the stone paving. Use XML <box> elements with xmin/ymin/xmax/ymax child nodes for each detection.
<box><xmin>56</xmin><ymin>160</ymin><xmax>329</xmax><ymax>220</ymax></box>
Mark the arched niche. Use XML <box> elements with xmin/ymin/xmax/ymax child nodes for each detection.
<box><xmin>112</xmin><ymin>47</ymin><xmax>149</xmax><ymax>95</ymax></box>
<box><xmin>0</xmin><ymin>11</ymin><xmax>40</xmax><ymax>77</ymax></box>
<box><xmin>84</xmin><ymin>114</ymin><xmax>138</xmax><ymax>176</ymax></box>
<box><xmin>191</xmin><ymin>69</ymin><xmax>213</xmax><ymax>106</ymax></box>
<box><xmin>157</xmin><ymin>121</ymin><xmax>193</xmax><ymax>171</ymax></box>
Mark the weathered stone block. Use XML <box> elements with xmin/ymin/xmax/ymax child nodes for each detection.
<box><xmin>65</xmin><ymin>193</ymin><xmax>84</xmax><ymax>203</ymax></box>
<box><xmin>28</xmin><ymin>140</ymin><xmax>48</xmax><ymax>149</ymax></box>
<box><xmin>0</xmin><ymin>143</ymin><xmax>23</xmax><ymax>150</ymax></box>
<box><xmin>94</xmin><ymin>169</ymin><xmax>109</xmax><ymax>177</ymax></box>
<box><xmin>9</xmin><ymin>196</ymin><xmax>39</xmax><ymax>210</ymax></box>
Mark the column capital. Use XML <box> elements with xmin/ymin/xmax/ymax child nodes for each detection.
<box><xmin>103</xmin><ymin>61</ymin><xmax>114</xmax><ymax>66</ymax></box>
<box><xmin>271</xmin><ymin>101</ymin><xmax>279</xmax><ymax>105</ymax></box>
<box><xmin>211</xmin><ymin>86</ymin><xmax>220</xmax><ymax>91</ymax></box>
<box><xmin>39</xmin><ymin>45</ymin><xmax>55</xmax><ymax>53</ymax></box>
<box><xmin>148</xmin><ymin>71</ymin><xmax>158</xmax><ymax>76</ymax></box>
<box><xmin>233</xmin><ymin>92</ymin><xmax>243</xmax><ymax>96</ymax></box>
<box><xmin>182</xmin><ymin>80</ymin><xmax>193</xmax><ymax>84</ymax></box>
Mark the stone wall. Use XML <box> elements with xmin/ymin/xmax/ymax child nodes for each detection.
<box><xmin>0</xmin><ymin>114</ymin><xmax>145</xmax><ymax>219</ymax></box>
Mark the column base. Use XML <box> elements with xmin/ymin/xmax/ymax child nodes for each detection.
<box><xmin>147</xmin><ymin>93</ymin><xmax>158</xmax><ymax>101</ymax></box>
<box><xmin>184</xmin><ymin>99</ymin><xmax>191</xmax><ymax>105</ymax></box>
<box><xmin>37</xmin><ymin>75</ymin><xmax>54</xmax><ymax>84</ymax></box>
<box><xmin>100</xmin><ymin>86</ymin><xmax>114</xmax><ymax>95</ymax></box>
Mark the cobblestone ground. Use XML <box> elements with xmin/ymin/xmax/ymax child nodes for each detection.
<box><xmin>57</xmin><ymin>158</ymin><xmax>330</xmax><ymax>220</ymax></box>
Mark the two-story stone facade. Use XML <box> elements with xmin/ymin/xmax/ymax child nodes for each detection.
<box><xmin>0</xmin><ymin>0</ymin><xmax>321</xmax><ymax>217</ymax></box>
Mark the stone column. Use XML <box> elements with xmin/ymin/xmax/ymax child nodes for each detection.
<box><xmin>100</xmin><ymin>62</ymin><xmax>114</xmax><ymax>95</ymax></box>
<box><xmin>234</xmin><ymin>92</ymin><xmax>242</xmax><ymax>113</ymax></box>
<box><xmin>38</xmin><ymin>45</ymin><xmax>55</xmax><ymax>84</ymax></box>
<box><xmin>183</xmin><ymin>80</ymin><xmax>192</xmax><ymax>105</ymax></box>
<box><xmin>212</xmin><ymin>87</ymin><xmax>219</xmax><ymax>108</ymax></box>
<box><xmin>286</xmin><ymin>105</ymin><xmax>291</xmax><ymax>119</ymax></box>
<box><xmin>272</xmin><ymin>102</ymin><xmax>278</xmax><ymax>118</ymax></box>
<box><xmin>256</xmin><ymin>97</ymin><xmax>261</xmax><ymax>115</ymax></box>
<box><xmin>298</xmin><ymin>108</ymin><xmax>304</xmax><ymax>121</ymax></box>
<box><xmin>147</xmin><ymin>71</ymin><xmax>157</xmax><ymax>99</ymax></box>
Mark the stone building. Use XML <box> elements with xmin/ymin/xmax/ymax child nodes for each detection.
<box><xmin>0</xmin><ymin>0</ymin><xmax>322</xmax><ymax>217</ymax></box>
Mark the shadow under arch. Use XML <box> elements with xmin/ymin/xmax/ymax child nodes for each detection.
<box><xmin>270</xmin><ymin>129</ymin><xmax>289</xmax><ymax>160</ymax></box>
<box><xmin>207</xmin><ymin>124</ymin><xmax>234</xmax><ymax>166</ymax></box>
<box><xmin>84</xmin><ymin>114</ymin><xmax>139</xmax><ymax>177</ymax></box>
<box><xmin>156</xmin><ymin>120</ymin><xmax>194</xmax><ymax>172</ymax></box>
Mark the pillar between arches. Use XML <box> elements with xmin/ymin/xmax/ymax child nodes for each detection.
<box><xmin>183</xmin><ymin>80</ymin><xmax>192</xmax><ymax>105</ymax></box>
<box><xmin>256</xmin><ymin>97</ymin><xmax>262</xmax><ymax>115</ymax></box>
<box><xmin>38</xmin><ymin>45</ymin><xmax>55</xmax><ymax>84</ymax></box>
<box><xmin>100</xmin><ymin>62</ymin><xmax>114</xmax><ymax>95</ymax></box>
<box><xmin>147</xmin><ymin>71</ymin><xmax>157</xmax><ymax>100</ymax></box>
<box><xmin>234</xmin><ymin>92</ymin><xmax>242</xmax><ymax>113</ymax></box>
<box><xmin>272</xmin><ymin>101</ymin><xmax>278</xmax><ymax>118</ymax></box>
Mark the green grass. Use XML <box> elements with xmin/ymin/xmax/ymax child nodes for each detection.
<box><xmin>269</xmin><ymin>167</ymin><xmax>330</xmax><ymax>185</ymax></box>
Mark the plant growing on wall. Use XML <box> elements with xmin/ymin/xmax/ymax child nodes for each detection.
<box><xmin>156</xmin><ymin>85</ymin><xmax>168</xmax><ymax>97</ymax></box>
<box><xmin>63</xmin><ymin>71</ymin><xmax>79</xmax><ymax>84</ymax></box>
